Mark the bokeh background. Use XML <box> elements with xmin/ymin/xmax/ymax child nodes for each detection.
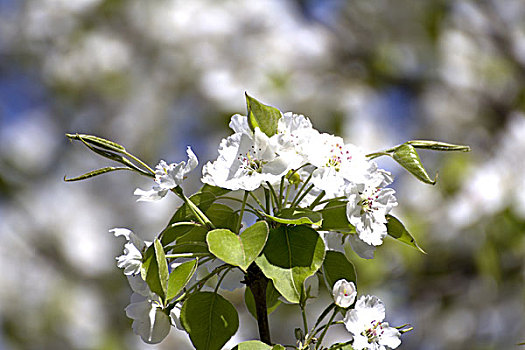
<box><xmin>1</xmin><ymin>0</ymin><xmax>524</xmax><ymax>349</ymax></box>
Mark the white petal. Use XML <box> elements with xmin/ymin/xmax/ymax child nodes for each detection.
<box><xmin>378</xmin><ymin>323</ymin><xmax>401</xmax><ymax>349</ymax></box>
<box><xmin>134</xmin><ymin>187</ymin><xmax>168</xmax><ymax>201</ymax></box>
<box><xmin>229</xmin><ymin>114</ymin><xmax>251</xmax><ymax>134</ymax></box>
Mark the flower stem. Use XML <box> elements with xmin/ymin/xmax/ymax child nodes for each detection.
<box><xmin>173</xmin><ymin>187</ymin><xmax>215</xmax><ymax>229</ymax></box>
<box><xmin>237</xmin><ymin>191</ymin><xmax>249</xmax><ymax>233</ymax></box>
<box><xmin>315</xmin><ymin>308</ymin><xmax>338</xmax><ymax>350</ymax></box>
<box><xmin>266</xmin><ymin>181</ymin><xmax>281</xmax><ymax>213</ymax></box>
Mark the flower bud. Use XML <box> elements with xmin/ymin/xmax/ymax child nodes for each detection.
<box><xmin>332</xmin><ymin>279</ymin><xmax>357</xmax><ymax>308</ymax></box>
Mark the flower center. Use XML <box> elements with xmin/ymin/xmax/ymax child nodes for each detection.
<box><xmin>359</xmin><ymin>188</ymin><xmax>381</xmax><ymax>214</ymax></box>
<box><xmin>325</xmin><ymin>143</ymin><xmax>352</xmax><ymax>172</ymax></box>
<box><xmin>362</xmin><ymin>320</ymin><xmax>384</xmax><ymax>343</ymax></box>
<box><xmin>238</xmin><ymin>151</ymin><xmax>266</xmax><ymax>175</ymax></box>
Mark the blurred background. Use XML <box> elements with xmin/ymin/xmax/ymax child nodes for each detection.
<box><xmin>1</xmin><ymin>0</ymin><xmax>524</xmax><ymax>349</ymax></box>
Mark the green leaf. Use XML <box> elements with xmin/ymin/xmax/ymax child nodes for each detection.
<box><xmin>322</xmin><ymin>251</ymin><xmax>357</xmax><ymax>290</ymax></box>
<box><xmin>166</xmin><ymin>225</ymin><xmax>210</xmax><ymax>255</ymax></box>
<box><xmin>160</xmin><ymin>222</ymin><xmax>203</xmax><ymax>246</ymax></box>
<box><xmin>154</xmin><ymin>239</ymin><xmax>169</xmax><ymax>297</ymax></box>
<box><xmin>255</xmin><ymin>225</ymin><xmax>326</xmax><ymax>303</ymax></box>
<box><xmin>198</xmin><ymin>184</ymin><xmax>231</xmax><ymax>197</ymax></box>
<box><xmin>207</xmin><ymin>221</ymin><xmax>269</xmax><ymax>272</ymax></box>
<box><xmin>320</xmin><ymin>200</ymin><xmax>356</xmax><ymax>233</ymax></box>
<box><xmin>264</xmin><ymin>208</ymin><xmax>322</xmax><ymax>226</ymax></box>
<box><xmin>205</xmin><ymin>203</ymin><xmax>239</xmax><ymax>231</ymax></box>
<box><xmin>233</xmin><ymin>341</ymin><xmax>273</xmax><ymax>350</ymax></box>
<box><xmin>244</xmin><ymin>280</ymin><xmax>282</xmax><ymax>320</ymax></box>
<box><xmin>245</xmin><ymin>93</ymin><xmax>282</xmax><ymax>137</ymax></box>
<box><xmin>181</xmin><ymin>292</ymin><xmax>239</xmax><ymax>350</ymax></box>
<box><xmin>392</xmin><ymin>144</ymin><xmax>436</xmax><ymax>184</ymax></box>
<box><xmin>141</xmin><ymin>240</ymin><xmax>169</xmax><ymax>302</ymax></box>
<box><xmin>166</xmin><ymin>260</ymin><xmax>198</xmax><ymax>300</ymax></box>
<box><xmin>66</xmin><ymin>133</ymin><xmax>126</xmax><ymax>153</ymax></box>
<box><xmin>386</xmin><ymin>215</ymin><xmax>426</xmax><ymax>254</ymax></box>
<box><xmin>407</xmin><ymin>140</ymin><xmax>471</xmax><ymax>152</ymax></box>
<box><xmin>272</xmin><ymin>345</ymin><xmax>286</xmax><ymax>350</ymax></box>
<box><xmin>63</xmin><ymin>166</ymin><xmax>131</xmax><ymax>182</ymax></box>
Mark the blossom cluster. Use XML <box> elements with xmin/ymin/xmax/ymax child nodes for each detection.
<box><xmin>201</xmin><ymin>112</ymin><xmax>397</xmax><ymax>252</ymax></box>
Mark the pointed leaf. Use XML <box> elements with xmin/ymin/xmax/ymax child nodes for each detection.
<box><xmin>207</xmin><ymin>221</ymin><xmax>269</xmax><ymax>271</ymax></box>
<box><xmin>141</xmin><ymin>242</ymin><xmax>168</xmax><ymax>302</ymax></box>
<box><xmin>154</xmin><ymin>239</ymin><xmax>169</xmax><ymax>297</ymax></box>
<box><xmin>386</xmin><ymin>215</ymin><xmax>426</xmax><ymax>254</ymax></box>
<box><xmin>322</xmin><ymin>251</ymin><xmax>357</xmax><ymax>290</ymax></box>
<box><xmin>320</xmin><ymin>200</ymin><xmax>356</xmax><ymax>233</ymax></box>
<box><xmin>66</xmin><ymin>133</ymin><xmax>126</xmax><ymax>153</ymax></box>
<box><xmin>407</xmin><ymin>140</ymin><xmax>471</xmax><ymax>152</ymax></box>
<box><xmin>166</xmin><ymin>260</ymin><xmax>198</xmax><ymax>300</ymax></box>
<box><xmin>255</xmin><ymin>225</ymin><xmax>326</xmax><ymax>303</ymax></box>
<box><xmin>233</xmin><ymin>341</ymin><xmax>272</xmax><ymax>350</ymax></box>
<box><xmin>181</xmin><ymin>292</ymin><xmax>239</xmax><ymax>350</ymax></box>
<box><xmin>392</xmin><ymin>143</ymin><xmax>436</xmax><ymax>184</ymax></box>
<box><xmin>245</xmin><ymin>93</ymin><xmax>282</xmax><ymax>137</ymax></box>
<box><xmin>245</xmin><ymin>280</ymin><xmax>282</xmax><ymax>319</ymax></box>
<box><xmin>160</xmin><ymin>222</ymin><xmax>203</xmax><ymax>246</ymax></box>
<box><xmin>272</xmin><ymin>345</ymin><xmax>286</xmax><ymax>350</ymax></box>
<box><xmin>264</xmin><ymin>208</ymin><xmax>322</xmax><ymax>226</ymax></box>
<box><xmin>63</xmin><ymin>166</ymin><xmax>131</xmax><ymax>182</ymax></box>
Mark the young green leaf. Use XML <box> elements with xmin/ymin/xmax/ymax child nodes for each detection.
<box><xmin>255</xmin><ymin>225</ymin><xmax>326</xmax><ymax>303</ymax></box>
<box><xmin>66</xmin><ymin>133</ymin><xmax>126</xmax><ymax>153</ymax></box>
<box><xmin>244</xmin><ymin>280</ymin><xmax>282</xmax><ymax>319</ymax></box>
<box><xmin>320</xmin><ymin>200</ymin><xmax>356</xmax><ymax>233</ymax></box>
<box><xmin>386</xmin><ymin>215</ymin><xmax>426</xmax><ymax>254</ymax></box>
<box><xmin>207</xmin><ymin>221</ymin><xmax>269</xmax><ymax>272</ymax></box>
<box><xmin>322</xmin><ymin>251</ymin><xmax>357</xmax><ymax>289</ymax></box>
<box><xmin>166</xmin><ymin>259</ymin><xmax>198</xmax><ymax>300</ymax></box>
<box><xmin>181</xmin><ymin>292</ymin><xmax>239</xmax><ymax>350</ymax></box>
<box><xmin>392</xmin><ymin>143</ymin><xmax>436</xmax><ymax>185</ymax></box>
<box><xmin>141</xmin><ymin>241</ymin><xmax>169</xmax><ymax>302</ymax></box>
<box><xmin>407</xmin><ymin>140</ymin><xmax>471</xmax><ymax>152</ymax></box>
<box><xmin>245</xmin><ymin>92</ymin><xmax>282</xmax><ymax>137</ymax></box>
<box><xmin>63</xmin><ymin>166</ymin><xmax>131</xmax><ymax>182</ymax></box>
<box><xmin>264</xmin><ymin>208</ymin><xmax>322</xmax><ymax>226</ymax></box>
<box><xmin>166</xmin><ymin>225</ymin><xmax>210</xmax><ymax>255</ymax></box>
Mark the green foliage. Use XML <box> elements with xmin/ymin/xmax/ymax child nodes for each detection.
<box><xmin>392</xmin><ymin>144</ymin><xmax>436</xmax><ymax>185</ymax></box>
<box><xmin>245</xmin><ymin>93</ymin><xmax>282</xmax><ymax>137</ymax></box>
<box><xmin>255</xmin><ymin>225</ymin><xmax>326</xmax><ymax>303</ymax></box>
<box><xmin>205</xmin><ymin>203</ymin><xmax>239</xmax><ymax>231</ymax></box>
<box><xmin>63</xmin><ymin>166</ymin><xmax>132</xmax><ymax>182</ymax></box>
<box><xmin>207</xmin><ymin>221</ymin><xmax>269</xmax><ymax>272</ymax></box>
<box><xmin>181</xmin><ymin>292</ymin><xmax>239</xmax><ymax>350</ymax></box>
<box><xmin>407</xmin><ymin>140</ymin><xmax>471</xmax><ymax>152</ymax></box>
<box><xmin>244</xmin><ymin>280</ymin><xmax>282</xmax><ymax>319</ymax></box>
<box><xmin>320</xmin><ymin>200</ymin><xmax>356</xmax><ymax>233</ymax></box>
<box><xmin>322</xmin><ymin>251</ymin><xmax>357</xmax><ymax>289</ymax></box>
<box><xmin>386</xmin><ymin>215</ymin><xmax>426</xmax><ymax>254</ymax></box>
<box><xmin>166</xmin><ymin>260</ymin><xmax>198</xmax><ymax>300</ymax></box>
<box><xmin>141</xmin><ymin>239</ymin><xmax>169</xmax><ymax>302</ymax></box>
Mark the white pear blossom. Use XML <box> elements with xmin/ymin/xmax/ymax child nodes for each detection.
<box><xmin>134</xmin><ymin>146</ymin><xmax>198</xmax><ymax>201</ymax></box>
<box><xmin>346</xmin><ymin>171</ymin><xmax>397</xmax><ymax>246</ymax></box>
<box><xmin>332</xmin><ymin>279</ymin><xmax>357</xmax><ymax>308</ymax></box>
<box><xmin>111</xmin><ymin>228</ymin><xmax>150</xmax><ymax>276</ymax></box>
<box><xmin>202</xmin><ymin>115</ymin><xmax>295</xmax><ymax>191</ymax></box>
<box><xmin>344</xmin><ymin>295</ymin><xmax>401</xmax><ymax>350</ymax></box>
<box><xmin>125</xmin><ymin>276</ymin><xmax>171</xmax><ymax>344</ymax></box>
<box><xmin>306</xmin><ymin>133</ymin><xmax>375</xmax><ymax>199</ymax></box>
